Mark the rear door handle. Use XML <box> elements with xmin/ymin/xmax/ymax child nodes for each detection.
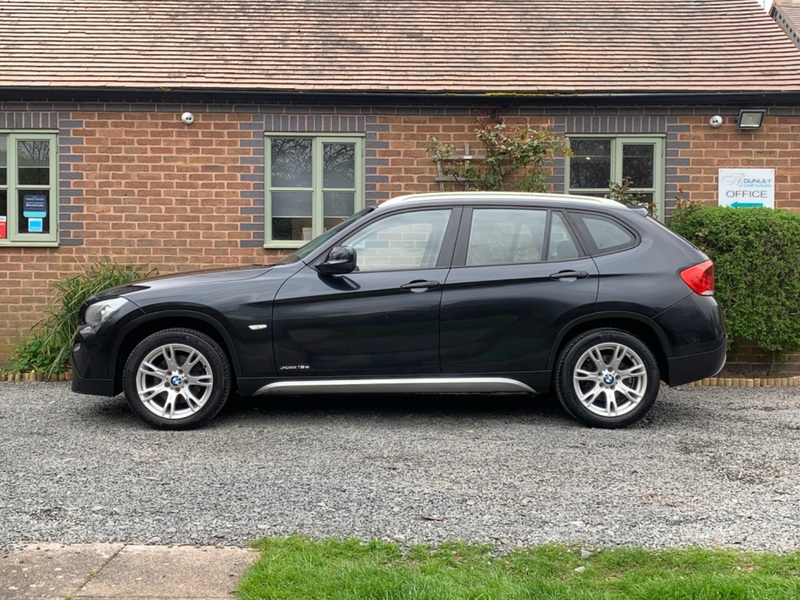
<box><xmin>549</xmin><ymin>270</ymin><xmax>589</xmax><ymax>281</ymax></box>
<box><xmin>400</xmin><ymin>280</ymin><xmax>440</xmax><ymax>292</ymax></box>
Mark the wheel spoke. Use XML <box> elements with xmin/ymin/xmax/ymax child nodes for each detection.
<box><xmin>609</xmin><ymin>345</ymin><xmax>628</xmax><ymax>371</ymax></box>
<box><xmin>140</xmin><ymin>383</ymin><xmax>166</xmax><ymax>402</ymax></box>
<box><xmin>162</xmin><ymin>345</ymin><xmax>180</xmax><ymax>371</ymax></box>
<box><xmin>181</xmin><ymin>388</ymin><xmax>205</xmax><ymax>411</ymax></box>
<box><xmin>617</xmin><ymin>382</ymin><xmax>644</xmax><ymax>404</ymax></box>
<box><xmin>577</xmin><ymin>383</ymin><xmax>603</xmax><ymax>406</ymax></box>
<box><xmin>186</xmin><ymin>373</ymin><xmax>213</xmax><ymax>387</ymax></box>
<box><xmin>618</xmin><ymin>363</ymin><xmax>647</xmax><ymax>379</ymax></box>
<box><xmin>588</xmin><ymin>347</ymin><xmax>608</xmax><ymax>370</ymax></box>
<box><xmin>182</xmin><ymin>350</ymin><xmax>204</xmax><ymax>372</ymax></box>
<box><xmin>160</xmin><ymin>389</ymin><xmax>178</xmax><ymax>418</ymax></box>
<box><xmin>604</xmin><ymin>389</ymin><xmax>619</xmax><ymax>416</ymax></box>
<box><xmin>139</xmin><ymin>360</ymin><xmax>168</xmax><ymax>380</ymax></box>
<box><xmin>575</xmin><ymin>368</ymin><xmax>599</xmax><ymax>381</ymax></box>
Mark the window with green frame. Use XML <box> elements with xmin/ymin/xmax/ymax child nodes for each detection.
<box><xmin>566</xmin><ymin>136</ymin><xmax>665</xmax><ymax>218</ymax></box>
<box><xmin>265</xmin><ymin>134</ymin><xmax>364</xmax><ymax>246</ymax></box>
<box><xmin>0</xmin><ymin>131</ymin><xmax>59</xmax><ymax>246</ymax></box>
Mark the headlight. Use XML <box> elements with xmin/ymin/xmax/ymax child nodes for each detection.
<box><xmin>84</xmin><ymin>297</ymin><xmax>130</xmax><ymax>329</ymax></box>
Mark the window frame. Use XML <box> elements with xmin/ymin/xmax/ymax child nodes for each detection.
<box><xmin>0</xmin><ymin>130</ymin><xmax>59</xmax><ymax>247</ymax></box>
<box><xmin>264</xmin><ymin>132</ymin><xmax>365</xmax><ymax>248</ymax></box>
<box><xmin>565</xmin><ymin>135</ymin><xmax>665</xmax><ymax>220</ymax></box>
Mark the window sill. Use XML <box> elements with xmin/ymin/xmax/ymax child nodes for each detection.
<box><xmin>0</xmin><ymin>241</ymin><xmax>59</xmax><ymax>248</ymax></box>
<box><xmin>263</xmin><ymin>241</ymin><xmax>305</xmax><ymax>250</ymax></box>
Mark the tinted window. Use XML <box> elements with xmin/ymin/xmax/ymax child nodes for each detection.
<box><xmin>546</xmin><ymin>213</ymin><xmax>580</xmax><ymax>261</ymax></box>
<box><xmin>466</xmin><ymin>209</ymin><xmax>547</xmax><ymax>266</ymax></box>
<box><xmin>574</xmin><ymin>213</ymin><xmax>636</xmax><ymax>253</ymax></box>
<box><xmin>344</xmin><ymin>209</ymin><xmax>451</xmax><ymax>272</ymax></box>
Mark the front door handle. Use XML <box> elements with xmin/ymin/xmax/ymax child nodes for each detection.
<box><xmin>400</xmin><ymin>280</ymin><xmax>440</xmax><ymax>292</ymax></box>
<box><xmin>549</xmin><ymin>270</ymin><xmax>589</xmax><ymax>281</ymax></box>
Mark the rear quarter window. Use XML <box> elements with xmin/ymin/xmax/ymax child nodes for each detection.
<box><xmin>571</xmin><ymin>213</ymin><xmax>637</xmax><ymax>254</ymax></box>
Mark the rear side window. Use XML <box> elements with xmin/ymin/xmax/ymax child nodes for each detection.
<box><xmin>571</xmin><ymin>213</ymin><xmax>636</xmax><ymax>254</ymax></box>
<box><xmin>466</xmin><ymin>208</ymin><xmax>547</xmax><ymax>266</ymax></box>
<box><xmin>546</xmin><ymin>213</ymin><xmax>580</xmax><ymax>261</ymax></box>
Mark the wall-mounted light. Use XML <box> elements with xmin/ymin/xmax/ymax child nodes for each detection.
<box><xmin>736</xmin><ymin>109</ymin><xmax>766</xmax><ymax>130</ymax></box>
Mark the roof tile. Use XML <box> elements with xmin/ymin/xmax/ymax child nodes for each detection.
<box><xmin>1</xmin><ymin>0</ymin><xmax>799</xmax><ymax>94</ymax></box>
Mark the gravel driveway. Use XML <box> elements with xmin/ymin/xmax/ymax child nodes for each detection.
<box><xmin>1</xmin><ymin>382</ymin><xmax>798</xmax><ymax>553</ymax></box>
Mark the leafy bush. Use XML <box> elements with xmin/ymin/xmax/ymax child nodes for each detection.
<box><xmin>606</xmin><ymin>176</ymin><xmax>657</xmax><ymax>218</ymax></box>
<box><xmin>669</xmin><ymin>205</ymin><xmax>800</xmax><ymax>369</ymax></box>
<box><xmin>427</xmin><ymin>114</ymin><xmax>571</xmax><ymax>192</ymax></box>
<box><xmin>10</xmin><ymin>260</ymin><xmax>157</xmax><ymax>375</ymax></box>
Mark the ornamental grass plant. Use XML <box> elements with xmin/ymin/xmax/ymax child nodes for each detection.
<box><xmin>10</xmin><ymin>259</ymin><xmax>156</xmax><ymax>375</ymax></box>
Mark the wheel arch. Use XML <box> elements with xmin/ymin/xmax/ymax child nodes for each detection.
<box><xmin>111</xmin><ymin>310</ymin><xmax>241</xmax><ymax>395</ymax></box>
<box><xmin>548</xmin><ymin>313</ymin><xmax>671</xmax><ymax>383</ymax></box>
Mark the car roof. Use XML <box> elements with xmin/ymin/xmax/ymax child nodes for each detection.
<box><xmin>377</xmin><ymin>192</ymin><xmax>626</xmax><ymax>211</ymax></box>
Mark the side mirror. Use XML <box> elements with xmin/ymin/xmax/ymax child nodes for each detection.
<box><xmin>317</xmin><ymin>246</ymin><xmax>357</xmax><ymax>275</ymax></box>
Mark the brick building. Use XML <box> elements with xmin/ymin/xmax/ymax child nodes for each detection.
<box><xmin>2</xmin><ymin>0</ymin><xmax>800</xmax><ymax>366</ymax></box>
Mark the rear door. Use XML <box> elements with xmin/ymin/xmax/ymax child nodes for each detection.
<box><xmin>440</xmin><ymin>206</ymin><xmax>599</xmax><ymax>375</ymax></box>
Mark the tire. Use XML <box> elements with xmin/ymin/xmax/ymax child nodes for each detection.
<box><xmin>554</xmin><ymin>328</ymin><xmax>659</xmax><ymax>428</ymax></box>
<box><xmin>123</xmin><ymin>328</ymin><xmax>231</xmax><ymax>430</ymax></box>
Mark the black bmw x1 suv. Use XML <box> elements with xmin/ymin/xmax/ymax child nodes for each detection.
<box><xmin>72</xmin><ymin>192</ymin><xmax>726</xmax><ymax>429</ymax></box>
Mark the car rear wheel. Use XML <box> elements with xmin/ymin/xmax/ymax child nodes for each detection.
<box><xmin>123</xmin><ymin>328</ymin><xmax>231</xmax><ymax>430</ymax></box>
<box><xmin>555</xmin><ymin>328</ymin><xmax>659</xmax><ymax>428</ymax></box>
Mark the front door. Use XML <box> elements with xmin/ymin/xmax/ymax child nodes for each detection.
<box><xmin>272</xmin><ymin>208</ymin><xmax>456</xmax><ymax>376</ymax></box>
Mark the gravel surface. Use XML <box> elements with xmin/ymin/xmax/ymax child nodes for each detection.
<box><xmin>1</xmin><ymin>382</ymin><xmax>799</xmax><ymax>553</ymax></box>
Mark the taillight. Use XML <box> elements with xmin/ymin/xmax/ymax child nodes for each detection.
<box><xmin>680</xmin><ymin>260</ymin><xmax>715</xmax><ymax>296</ymax></box>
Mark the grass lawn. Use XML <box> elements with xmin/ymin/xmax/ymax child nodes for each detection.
<box><xmin>237</xmin><ymin>537</ymin><xmax>800</xmax><ymax>599</ymax></box>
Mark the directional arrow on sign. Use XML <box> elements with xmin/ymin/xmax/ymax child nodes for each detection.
<box><xmin>730</xmin><ymin>201</ymin><xmax>764</xmax><ymax>208</ymax></box>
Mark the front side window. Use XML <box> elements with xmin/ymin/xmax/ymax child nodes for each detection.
<box><xmin>0</xmin><ymin>132</ymin><xmax>58</xmax><ymax>246</ymax></box>
<box><xmin>266</xmin><ymin>134</ymin><xmax>364</xmax><ymax>247</ymax></box>
<box><xmin>566</xmin><ymin>136</ymin><xmax>664</xmax><ymax>218</ymax></box>
<box><xmin>343</xmin><ymin>209</ymin><xmax>452</xmax><ymax>272</ymax></box>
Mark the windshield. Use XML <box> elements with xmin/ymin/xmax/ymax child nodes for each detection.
<box><xmin>277</xmin><ymin>207</ymin><xmax>374</xmax><ymax>265</ymax></box>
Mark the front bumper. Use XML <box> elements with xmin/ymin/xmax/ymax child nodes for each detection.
<box><xmin>70</xmin><ymin>298</ymin><xmax>144</xmax><ymax>397</ymax></box>
<box><xmin>71</xmin><ymin>369</ymin><xmax>116</xmax><ymax>397</ymax></box>
<box><xmin>70</xmin><ymin>330</ymin><xmax>119</xmax><ymax>397</ymax></box>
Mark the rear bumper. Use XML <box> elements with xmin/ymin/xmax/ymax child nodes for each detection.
<box><xmin>654</xmin><ymin>293</ymin><xmax>727</xmax><ymax>386</ymax></box>
<box><xmin>667</xmin><ymin>338</ymin><xmax>727</xmax><ymax>387</ymax></box>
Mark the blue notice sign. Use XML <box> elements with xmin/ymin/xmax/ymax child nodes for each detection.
<box><xmin>23</xmin><ymin>194</ymin><xmax>47</xmax><ymax>218</ymax></box>
<box><xmin>28</xmin><ymin>218</ymin><xmax>44</xmax><ymax>233</ymax></box>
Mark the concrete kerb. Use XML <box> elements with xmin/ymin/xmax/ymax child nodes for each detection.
<box><xmin>1</xmin><ymin>543</ymin><xmax>258</xmax><ymax>600</ymax></box>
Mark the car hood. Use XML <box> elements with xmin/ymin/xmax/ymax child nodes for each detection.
<box><xmin>89</xmin><ymin>265</ymin><xmax>279</xmax><ymax>303</ymax></box>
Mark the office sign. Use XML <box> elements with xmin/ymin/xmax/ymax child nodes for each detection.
<box><xmin>718</xmin><ymin>169</ymin><xmax>775</xmax><ymax>208</ymax></box>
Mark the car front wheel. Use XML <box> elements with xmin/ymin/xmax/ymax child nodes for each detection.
<box><xmin>555</xmin><ymin>328</ymin><xmax>659</xmax><ymax>428</ymax></box>
<box><xmin>123</xmin><ymin>328</ymin><xmax>231</xmax><ymax>430</ymax></box>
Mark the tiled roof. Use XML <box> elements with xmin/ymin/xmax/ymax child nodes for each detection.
<box><xmin>2</xmin><ymin>0</ymin><xmax>800</xmax><ymax>95</ymax></box>
<box><xmin>773</xmin><ymin>1</ymin><xmax>800</xmax><ymax>47</ymax></box>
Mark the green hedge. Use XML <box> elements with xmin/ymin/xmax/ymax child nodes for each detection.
<box><xmin>669</xmin><ymin>206</ymin><xmax>800</xmax><ymax>360</ymax></box>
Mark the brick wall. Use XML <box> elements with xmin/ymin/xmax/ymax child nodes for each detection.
<box><xmin>2</xmin><ymin>100</ymin><xmax>799</xmax><ymax>368</ymax></box>
<box><xmin>674</xmin><ymin>112</ymin><xmax>800</xmax><ymax>211</ymax></box>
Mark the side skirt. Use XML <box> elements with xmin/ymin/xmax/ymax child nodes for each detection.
<box><xmin>253</xmin><ymin>377</ymin><xmax>536</xmax><ymax>396</ymax></box>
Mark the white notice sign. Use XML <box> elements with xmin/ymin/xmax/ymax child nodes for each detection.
<box><xmin>718</xmin><ymin>169</ymin><xmax>775</xmax><ymax>209</ymax></box>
